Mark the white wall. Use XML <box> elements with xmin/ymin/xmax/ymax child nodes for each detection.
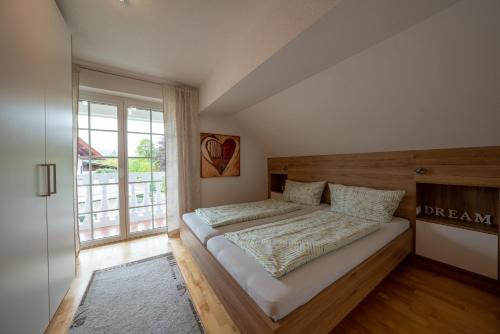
<box><xmin>199</xmin><ymin>115</ymin><xmax>268</xmax><ymax>207</ymax></box>
<box><xmin>235</xmin><ymin>0</ymin><xmax>500</xmax><ymax>157</ymax></box>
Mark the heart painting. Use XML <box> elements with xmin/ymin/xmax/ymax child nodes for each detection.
<box><xmin>201</xmin><ymin>133</ymin><xmax>240</xmax><ymax>177</ymax></box>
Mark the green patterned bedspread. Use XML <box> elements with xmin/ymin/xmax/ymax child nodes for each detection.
<box><xmin>225</xmin><ymin>211</ymin><xmax>381</xmax><ymax>278</ymax></box>
<box><xmin>195</xmin><ymin>199</ymin><xmax>302</xmax><ymax>227</ymax></box>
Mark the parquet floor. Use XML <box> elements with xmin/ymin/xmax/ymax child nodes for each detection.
<box><xmin>45</xmin><ymin>234</ymin><xmax>500</xmax><ymax>334</ymax></box>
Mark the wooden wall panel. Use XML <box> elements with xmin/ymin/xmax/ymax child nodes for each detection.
<box><xmin>269</xmin><ymin>146</ymin><xmax>500</xmax><ymax>235</ymax></box>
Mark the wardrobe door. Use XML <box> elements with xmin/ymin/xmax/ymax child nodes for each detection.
<box><xmin>0</xmin><ymin>1</ymin><xmax>50</xmax><ymax>333</ymax></box>
<box><xmin>43</xmin><ymin>1</ymin><xmax>76</xmax><ymax>318</ymax></box>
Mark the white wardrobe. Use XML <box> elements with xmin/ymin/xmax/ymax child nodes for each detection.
<box><xmin>0</xmin><ymin>1</ymin><xmax>75</xmax><ymax>333</ymax></box>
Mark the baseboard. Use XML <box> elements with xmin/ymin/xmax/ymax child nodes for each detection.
<box><xmin>408</xmin><ymin>255</ymin><xmax>499</xmax><ymax>294</ymax></box>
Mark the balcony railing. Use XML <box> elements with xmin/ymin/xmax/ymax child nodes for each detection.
<box><xmin>77</xmin><ymin>172</ymin><xmax>166</xmax><ymax>233</ymax></box>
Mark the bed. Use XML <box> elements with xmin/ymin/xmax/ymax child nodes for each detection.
<box><xmin>181</xmin><ymin>152</ymin><xmax>416</xmax><ymax>333</ymax></box>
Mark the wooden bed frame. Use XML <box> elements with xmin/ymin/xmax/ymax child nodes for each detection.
<box><xmin>181</xmin><ymin>147</ymin><xmax>500</xmax><ymax>333</ymax></box>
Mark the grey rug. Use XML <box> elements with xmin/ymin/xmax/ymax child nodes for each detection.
<box><xmin>70</xmin><ymin>253</ymin><xmax>204</xmax><ymax>334</ymax></box>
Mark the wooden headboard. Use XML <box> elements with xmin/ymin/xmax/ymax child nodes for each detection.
<box><xmin>268</xmin><ymin>146</ymin><xmax>500</xmax><ymax>229</ymax></box>
<box><xmin>268</xmin><ymin>151</ymin><xmax>416</xmax><ymax>222</ymax></box>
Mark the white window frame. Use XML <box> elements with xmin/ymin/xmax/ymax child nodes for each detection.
<box><xmin>78</xmin><ymin>91</ymin><xmax>166</xmax><ymax>249</ymax></box>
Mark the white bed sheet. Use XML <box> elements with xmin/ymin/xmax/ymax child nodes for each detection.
<box><xmin>207</xmin><ymin>217</ymin><xmax>410</xmax><ymax>321</ymax></box>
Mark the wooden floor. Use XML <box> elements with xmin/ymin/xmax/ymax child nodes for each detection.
<box><xmin>46</xmin><ymin>234</ymin><xmax>500</xmax><ymax>334</ymax></box>
<box><xmin>333</xmin><ymin>264</ymin><xmax>500</xmax><ymax>334</ymax></box>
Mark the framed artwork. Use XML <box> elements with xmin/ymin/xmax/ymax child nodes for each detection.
<box><xmin>200</xmin><ymin>133</ymin><xmax>240</xmax><ymax>178</ymax></box>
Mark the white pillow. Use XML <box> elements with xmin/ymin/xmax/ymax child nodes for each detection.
<box><xmin>282</xmin><ymin>180</ymin><xmax>326</xmax><ymax>206</ymax></box>
<box><xmin>329</xmin><ymin>183</ymin><xmax>405</xmax><ymax>223</ymax></box>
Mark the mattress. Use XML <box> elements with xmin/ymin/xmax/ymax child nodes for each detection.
<box><xmin>182</xmin><ymin>203</ymin><xmax>329</xmax><ymax>245</ymax></box>
<box><xmin>207</xmin><ymin>217</ymin><xmax>410</xmax><ymax>321</ymax></box>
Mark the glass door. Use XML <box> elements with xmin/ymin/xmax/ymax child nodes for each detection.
<box><xmin>76</xmin><ymin>95</ymin><xmax>166</xmax><ymax>248</ymax></box>
<box><xmin>126</xmin><ymin>106</ymin><xmax>167</xmax><ymax>235</ymax></box>
<box><xmin>77</xmin><ymin>100</ymin><xmax>123</xmax><ymax>244</ymax></box>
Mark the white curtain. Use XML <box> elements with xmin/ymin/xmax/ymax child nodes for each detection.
<box><xmin>163</xmin><ymin>85</ymin><xmax>201</xmax><ymax>232</ymax></box>
<box><xmin>72</xmin><ymin>64</ymin><xmax>80</xmax><ymax>255</ymax></box>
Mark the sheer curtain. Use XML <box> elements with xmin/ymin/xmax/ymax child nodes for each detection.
<box><xmin>72</xmin><ymin>64</ymin><xmax>80</xmax><ymax>255</ymax></box>
<box><xmin>163</xmin><ymin>85</ymin><xmax>201</xmax><ymax>233</ymax></box>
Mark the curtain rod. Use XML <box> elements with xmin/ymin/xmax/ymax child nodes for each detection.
<box><xmin>77</xmin><ymin>65</ymin><xmax>197</xmax><ymax>90</ymax></box>
<box><xmin>78</xmin><ymin>65</ymin><xmax>166</xmax><ymax>85</ymax></box>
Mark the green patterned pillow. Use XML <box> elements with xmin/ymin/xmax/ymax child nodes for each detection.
<box><xmin>282</xmin><ymin>180</ymin><xmax>326</xmax><ymax>206</ymax></box>
<box><xmin>329</xmin><ymin>184</ymin><xmax>405</xmax><ymax>223</ymax></box>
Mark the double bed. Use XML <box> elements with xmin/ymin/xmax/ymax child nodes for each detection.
<box><xmin>181</xmin><ymin>154</ymin><xmax>415</xmax><ymax>333</ymax></box>
<box><xmin>181</xmin><ymin>205</ymin><xmax>412</xmax><ymax>333</ymax></box>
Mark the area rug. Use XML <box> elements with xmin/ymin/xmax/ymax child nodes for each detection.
<box><xmin>70</xmin><ymin>253</ymin><xmax>204</xmax><ymax>334</ymax></box>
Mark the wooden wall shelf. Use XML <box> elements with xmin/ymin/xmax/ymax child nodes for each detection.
<box><xmin>416</xmin><ymin>183</ymin><xmax>498</xmax><ymax>235</ymax></box>
<box><xmin>414</xmin><ymin>175</ymin><xmax>500</xmax><ymax>188</ymax></box>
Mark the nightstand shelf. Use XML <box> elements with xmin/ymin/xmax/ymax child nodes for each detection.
<box><xmin>415</xmin><ymin>182</ymin><xmax>499</xmax><ymax>279</ymax></box>
<box><xmin>269</xmin><ymin>172</ymin><xmax>287</xmax><ymax>195</ymax></box>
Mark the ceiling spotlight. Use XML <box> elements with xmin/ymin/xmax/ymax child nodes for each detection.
<box><xmin>119</xmin><ymin>0</ymin><xmax>126</xmax><ymax>3</ymax></box>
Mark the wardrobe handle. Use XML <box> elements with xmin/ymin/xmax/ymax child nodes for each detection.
<box><xmin>49</xmin><ymin>164</ymin><xmax>57</xmax><ymax>195</ymax></box>
<box><xmin>38</xmin><ymin>164</ymin><xmax>51</xmax><ymax>197</ymax></box>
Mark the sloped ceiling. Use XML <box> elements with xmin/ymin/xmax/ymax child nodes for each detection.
<box><xmin>234</xmin><ymin>0</ymin><xmax>500</xmax><ymax>157</ymax></box>
<box><xmin>200</xmin><ymin>0</ymin><xmax>459</xmax><ymax>113</ymax></box>
<box><xmin>57</xmin><ymin>0</ymin><xmax>457</xmax><ymax>99</ymax></box>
